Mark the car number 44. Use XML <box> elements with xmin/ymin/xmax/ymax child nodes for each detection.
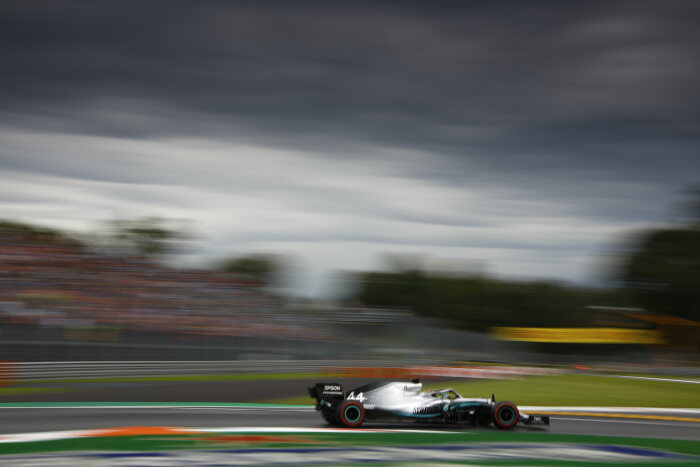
<box><xmin>346</xmin><ymin>392</ymin><xmax>366</xmax><ymax>402</ymax></box>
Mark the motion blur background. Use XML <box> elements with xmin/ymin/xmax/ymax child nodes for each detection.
<box><xmin>1</xmin><ymin>0</ymin><xmax>699</xmax><ymax>380</ymax></box>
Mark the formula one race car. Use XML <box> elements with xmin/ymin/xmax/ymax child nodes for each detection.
<box><xmin>308</xmin><ymin>380</ymin><xmax>549</xmax><ymax>429</ymax></box>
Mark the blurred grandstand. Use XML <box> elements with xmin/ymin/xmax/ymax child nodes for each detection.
<box><xmin>0</xmin><ymin>222</ymin><xmax>342</xmax><ymax>361</ymax></box>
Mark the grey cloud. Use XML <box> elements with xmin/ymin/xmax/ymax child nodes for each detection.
<box><xmin>1</xmin><ymin>0</ymin><xmax>699</xmax><ymax>293</ymax></box>
<box><xmin>2</xmin><ymin>1</ymin><xmax>698</xmax><ymax>151</ymax></box>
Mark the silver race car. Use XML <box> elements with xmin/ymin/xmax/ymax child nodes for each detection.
<box><xmin>308</xmin><ymin>379</ymin><xmax>549</xmax><ymax>429</ymax></box>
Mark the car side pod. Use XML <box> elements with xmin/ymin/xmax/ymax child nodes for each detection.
<box><xmin>492</xmin><ymin>401</ymin><xmax>519</xmax><ymax>430</ymax></box>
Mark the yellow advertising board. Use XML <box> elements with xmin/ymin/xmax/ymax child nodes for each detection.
<box><xmin>491</xmin><ymin>327</ymin><xmax>664</xmax><ymax>344</ymax></box>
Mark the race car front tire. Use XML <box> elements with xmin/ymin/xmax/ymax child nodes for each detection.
<box><xmin>336</xmin><ymin>400</ymin><xmax>365</xmax><ymax>428</ymax></box>
<box><xmin>493</xmin><ymin>401</ymin><xmax>519</xmax><ymax>429</ymax></box>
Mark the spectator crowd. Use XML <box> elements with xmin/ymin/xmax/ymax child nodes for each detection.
<box><xmin>0</xmin><ymin>227</ymin><xmax>328</xmax><ymax>340</ymax></box>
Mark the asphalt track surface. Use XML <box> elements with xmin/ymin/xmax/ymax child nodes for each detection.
<box><xmin>1</xmin><ymin>405</ymin><xmax>699</xmax><ymax>441</ymax></box>
<box><xmin>1</xmin><ymin>378</ymin><xmax>699</xmax><ymax>442</ymax></box>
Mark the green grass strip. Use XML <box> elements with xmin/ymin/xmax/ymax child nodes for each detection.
<box><xmin>441</xmin><ymin>374</ymin><xmax>700</xmax><ymax>407</ymax></box>
<box><xmin>266</xmin><ymin>374</ymin><xmax>700</xmax><ymax>407</ymax></box>
<box><xmin>0</xmin><ymin>387</ymin><xmax>71</xmax><ymax>397</ymax></box>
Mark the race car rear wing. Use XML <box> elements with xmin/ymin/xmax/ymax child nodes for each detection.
<box><xmin>307</xmin><ymin>382</ymin><xmax>344</xmax><ymax>402</ymax></box>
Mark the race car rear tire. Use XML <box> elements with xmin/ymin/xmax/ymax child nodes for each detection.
<box><xmin>493</xmin><ymin>401</ymin><xmax>519</xmax><ymax>429</ymax></box>
<box><xmin>336</xmin><ymin>400</ymin><xmax>365</xmax><ymax>428</ymax></box>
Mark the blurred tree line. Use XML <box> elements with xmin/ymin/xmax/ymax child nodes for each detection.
<box><xmin>618</xmin><ymin>187</ymin><xmax>700</xmax><ymax>322</ymax></box>
<box><xmin>215</xmin><ymin>253</ymin><xmax>292</xmax><ymax>290</ymax></box>
<box><xmin>0</xmin><ymin>220</ymin><xmax>81</xmax><ymax>246</ymax></box>
<box><xmin>106</xmin><ymin>218</ymin><xmax>189</xmax><ymax>258</ymax></box>
<box><xmin>354</xmin><ymin>268</ymin><xmax>614</xmax><ymax>331</ymax></box>
<box><xmin>353</xmin><ymin>188</ymin><xmax>700</xmax><ymax>329</ymax></box>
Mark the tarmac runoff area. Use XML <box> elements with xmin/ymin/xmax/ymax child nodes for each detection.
<box><xmin>0</xmin><ymin>405</ymin><xmax>699</xmax><ymax>465</ymax></box>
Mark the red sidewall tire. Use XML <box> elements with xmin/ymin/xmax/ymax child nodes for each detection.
<box><xmin>336</xmin><ymin>400</ymin><xmax>365</xmax><ymax>428</ymax></box>
<box><xmin>493</xmin><ymin>401</ymin><xmax>519</xmax><ymax>429</ymax></box>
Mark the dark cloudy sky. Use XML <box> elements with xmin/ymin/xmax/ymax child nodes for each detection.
<box><xmin>1</xmin><ymin>1</ymin><xmax>699</xmax><ymax>295</ymax></box>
